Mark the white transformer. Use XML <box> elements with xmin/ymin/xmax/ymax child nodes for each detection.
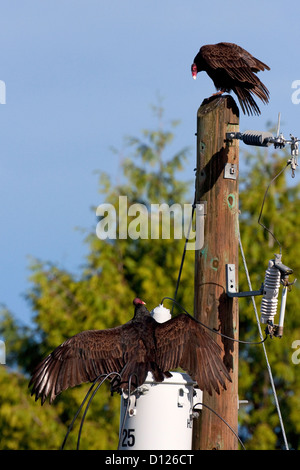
<box><xmin>119</xmin><ymin>371</ymin><xmax>202</xmax><ymax>450</ymax></box>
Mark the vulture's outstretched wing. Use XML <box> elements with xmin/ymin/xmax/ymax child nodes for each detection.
<box><xmin>29</xmin><ymin>301</ymin><xmax>232</xmax><ymax>404</ymax></box>
<box><xmin>29</xmin><ymin>324</ymin><xmax>133</xmax><ymax>404</ymax></box>
<box><xmin>154</xmin><ymin>314</ymin><xmax>231</xmax><ymax>395</ymax></box>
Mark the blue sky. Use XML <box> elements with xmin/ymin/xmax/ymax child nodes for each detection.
<box><xmin>0</xmin><ymin>0</ymin><xmax>300</xmax><ymax>326</ymax></box>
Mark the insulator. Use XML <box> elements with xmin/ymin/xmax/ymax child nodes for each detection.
<box><xmin>276</xmin><ymin>286</ymin><xmax>288</xmax><ymax>337</ymax></box>
<box><xmin>260</xmin><ymin>260</ymin><xmax>281</xmax><ymax>324</ymax></box>
<box><xmin>242</xmin><ymin>130</ymin><xmax>274</xmax><ymax>147</ymax></box>
<box><xmin>151</xmin><ymin>304</ymin><xmax>171</xmax><ymax>323</ymax></box>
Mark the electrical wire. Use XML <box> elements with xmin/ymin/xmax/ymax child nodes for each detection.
<box><xmin>172</xmin><ymin>196</ymin><xmax>196</xmax><ymax>315</ymax></box>
<box><xmin>193</xmin><ymin>402</ymin><xmax>246</xmax><ymax>450</ymax></box>
<box><xmin>60</xmin><ymin>375</ymin><xmax>103</xmax><ymax>449</ymax></box>
<box><xmin>161</xmin><ymin>296</ymin><xmax>268</xmax><ymax>345</ymax></box>
<box><xmin>60</xmin><ymin>372</ymin><xmax>121</xmax><ymax>450</ymax></box>
<box><xmin>238</xmin><ymin>222</ymin><xmax>289</xmax><ymax>450</ymax></box>
<box><xmin>76</xmin><ymin>372</ymin><xmax>121</xmax><ymax>450</ymax></box>
<box><xmin>257</xmin><ymin>161</ymin><xmax>290</xmax><ymax>254</ymax></box>
<box><xmin>61</xmin><ymin>371</ymin><xmax>139</xmax><ymax>450</ymax></box>
<box><xmin>171</xmin><ymin>171</ymin><xmax>197</xmax><ymax>315</ymax></box>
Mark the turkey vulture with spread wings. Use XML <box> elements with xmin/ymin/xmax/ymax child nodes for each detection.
<box><xmin>191</xmin><ymin>42</ymin><xmax>270</xmax><ymax>116</ymax></box>
<box><xmin>29</xmin><ymin>298</ymin><xmax>231</xmax><ymax>404</ymax></box>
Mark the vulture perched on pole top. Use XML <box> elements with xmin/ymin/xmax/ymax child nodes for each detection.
<box><xmin>29</xmin><ymin>298</ymin><xmax>231</xmax><ymax>404</ymax></box>
<box><xmin>191</xmin><ymin>42</ymin><xmax>270</xmax><ymax>116</ymax></box>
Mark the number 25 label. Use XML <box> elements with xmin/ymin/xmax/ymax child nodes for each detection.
<box><xmin>121</xmin><ymin>428</ymin><xmax>135</xmax><ymax>447</ymax></box>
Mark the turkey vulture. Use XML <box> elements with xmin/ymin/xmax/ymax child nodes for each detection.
<box><xmin>29</xmin><ymin>298</ymin><xmax>231</xmax><ymax>404</ymax></box>
<box><xmin>191</xmin><ymin>42</ymin><xmax>270</xmax><ymax>115</ymax></box>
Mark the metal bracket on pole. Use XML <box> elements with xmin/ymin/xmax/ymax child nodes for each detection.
<box><xmin>224</xmin><ymin>163</ymin><xmax>237</xmax><ymax>180</ymax></box>
<box><xmin>226</xmin><ymin>264</ymin><xmax>264</xmax><ymax>298</ymax></box>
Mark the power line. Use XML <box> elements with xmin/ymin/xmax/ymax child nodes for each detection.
<box><xmin>61</xmin><ymin>372</ymin><xmax>121</xmax><ymax>450</ymax></box>
<box><xmin>193</xmin><ymin>402</ymin><xmax>246</xmax><ymax>450</ymax></box>
<box><xmin>257</xmin><ymin>161</ymin><xmax>290</xmax><ymax>254</ymax></box>
<box><xmin>161</xmin><ymin>296</ymin><xmax>267</xmax><ymax>345</ymax></box>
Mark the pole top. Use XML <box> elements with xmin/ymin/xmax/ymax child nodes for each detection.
<box><xmin>198</xmin><ymin>94</ymin><xmax>239</xmax><ymax>121</ymax></box>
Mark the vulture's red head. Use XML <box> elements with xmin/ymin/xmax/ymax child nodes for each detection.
<box><xmin>133</xmin><ymin>298</ymin><xmax>146</xmax><ymax>306</ymax></box>
<box><xmin>191</xmin><ymin>63</ymin><xmax>197</xmax><ymax>79</ymax></box>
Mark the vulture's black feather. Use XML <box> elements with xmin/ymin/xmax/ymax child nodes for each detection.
<box><xmin>192</xmin><ymin>42</ymin><xmax>270</xmax><ymax>115</ymax></box>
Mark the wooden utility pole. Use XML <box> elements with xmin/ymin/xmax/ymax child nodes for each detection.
<box><xmin>192</xmin><ymin>95</ymin><xmax>240</xmax><ymax>450</ymax></box>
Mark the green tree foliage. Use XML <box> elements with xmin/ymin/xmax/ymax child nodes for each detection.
<box><xmin>1</xmin><ymin>111</ymin><xmax>300</xmax><ymax>450</ymax></box>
